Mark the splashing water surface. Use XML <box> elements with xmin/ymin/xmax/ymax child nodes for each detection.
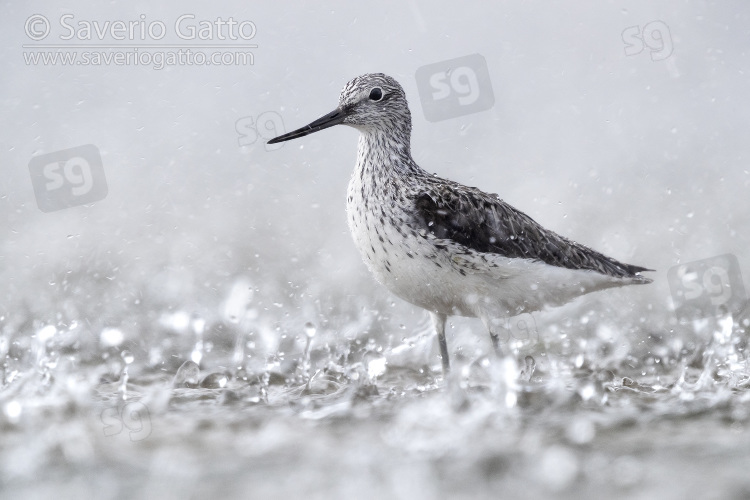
<box><xmin>2</xmin><ymin>272</ymin><xmax>750</xmax><ymax>499</ymax></box>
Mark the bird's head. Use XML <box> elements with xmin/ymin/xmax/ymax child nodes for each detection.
<box><xmin>268</xmin><ymin>73</ymin><xmax>411</xmax><ymax>145</ymax></box>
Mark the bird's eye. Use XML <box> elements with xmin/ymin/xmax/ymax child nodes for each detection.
<box><xmin>369</xmin><ymin>87</ymin><xmax>383</xmax><ymax>101</ymax></box>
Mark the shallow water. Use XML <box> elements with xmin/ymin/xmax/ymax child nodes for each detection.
<box><xmin>2</xmin><ymin>290</ymin><xmax>750</xmax><ymax>499</ymax></box>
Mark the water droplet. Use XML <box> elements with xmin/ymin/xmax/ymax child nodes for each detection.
<box><xmin>578</xmin><ymin>381</ymin><xmax>596</xmax><ymax>401</ymax></box>
<box><xmin>200</xmin><ymin>372</ymin><xmax>230</xmax><ymax>389</ymax></box>
<box><xmin>159</xmin><ymin>310</ymin><xmax>191</xmax><ymax>333</ymax></box>
<box><xmin>3</xmin><ymin>400</ymin><xmax>22</xmax><ymax>424</ymax></box>
<box><xmin>37</xmin><ymin>325</ymin><xmax>56</xmax><ymax>342</ymax></box>
<box><xmin>191</xmin><ymin>316</ymin><xmax>206</xmax><ymax>335</ymax></box>
<box><xmin>191</xmin><ymin>342</ymin><xmax>203</xmax><ymax>365</ymax></box>
<box><xmin>365</xmin><ymin>353</ymin><xmax>387</xmax><ymax>380</ymax></box>
<box><xmin>173</xmin><ymin>360</ymin><xmax>201</xmax><ymax>388</ymax></box>
<box><xmin>100</xmin><ymin>327</ymin><xmax>124</xmax><ymax>347</ymax></box>
<box><xmin>304</xmin><ymin>322</ymin><xmax>316</xmax><ymax>338</ymax></box>
<box><xmin>505</xmin><ymin>391</ymin><xmax>517</xmax><ymax>408</ymax></box>
<box><xmin>121</xmin><ymin>350</ymin><xmax>134</xmax><ymax>364</ymax></box>
<box><xmin>574</xmin><ymin>353</ymin><xmax>585</xmax><ymax>368</ymax></box>
<box><xmin>43</xmin><ymin>355</ymin><xmax>58</xmax><ymax>370</ymax></box>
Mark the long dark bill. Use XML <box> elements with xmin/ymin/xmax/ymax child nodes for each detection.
<box><xmin>267</xmin><ymin>107</ymin><xmax>347</xmax><ymax>144</ymax></box>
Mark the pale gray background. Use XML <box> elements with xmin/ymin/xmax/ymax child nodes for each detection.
<box><xmin>2</xmin><ymin>2</ymin><xmax>748</xmax><ymax>332</ymax></box>
<box><xmin>1</xmin><ymin>1</ymin><xmax>749</xmax><ymax>498</ymax></box>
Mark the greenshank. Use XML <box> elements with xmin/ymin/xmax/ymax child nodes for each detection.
<box><xmin>268</xmin><ymin>73</ymin><xmax>652</xmax><ymax>374</ymax></box>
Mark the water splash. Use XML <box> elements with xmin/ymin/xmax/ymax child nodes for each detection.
<box><xmin>190</xmin><ymin>315</ymin><xmax>206</xmax><ymax>365</ymax></box>
<box><xmin>300</xmin><ymin>322</ymin><xmax>316</xmax><ymax>381</ymax></box>
<box><xmin>119</xmin><ymin>350</ymin><xmax>134</xmax><ymax>400</ymax></box>
<box><xmin>173</xmin><ymin>360</ymin><xmax>201</xmax><ymax>388</ymax></box>
<box><xmin>100</xmin><ymin>328</ymin><xmax>124</xmax><ymax>348</ymax></box>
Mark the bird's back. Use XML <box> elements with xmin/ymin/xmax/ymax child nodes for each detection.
<box><xmin>412</xmin><ymin>178</ymin><xmax>653</xmax><ymax>282</ymax></box>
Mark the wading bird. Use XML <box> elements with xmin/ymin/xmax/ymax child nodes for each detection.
<box><xmin>268</xmin><ymin>73</ymin><xmax>652</xmax><ymax>375</ymax></box>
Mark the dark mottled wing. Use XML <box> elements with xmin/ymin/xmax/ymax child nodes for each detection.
<box><xmin>412</xmin><ymin>183</ymin><xmax>652</xmax><ymax>280</ymax></box>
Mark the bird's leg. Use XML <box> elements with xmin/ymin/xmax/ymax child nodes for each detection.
<box><xmin>430</xmin><ymin>312</ymin><xmax>450</xmax><ymax>374</ymax></box>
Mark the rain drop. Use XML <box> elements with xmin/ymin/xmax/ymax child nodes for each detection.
<box><xmin>304</xmin><ymin>322</ymin><xmax>316</xmax><ymax>338</ymax></box>
<box><xmin>3</xmin><ymin>400</ymin><xmax>22</xmax><ymax>424</ymax></box>
<box><xmin>100</xmin><ymin>328</ymin><xmax>124</xmax><ymax>347</ymax></box>
<box><xmin>121</xmin><ymin>350</ymin><xmax>135</xmax><ymax>365</ymax></box>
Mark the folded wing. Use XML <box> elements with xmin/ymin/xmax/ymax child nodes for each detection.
<box><xmin>411</xmin><ymin>182</ymin><xmax>652</xmax><ymax>281</ymax></box>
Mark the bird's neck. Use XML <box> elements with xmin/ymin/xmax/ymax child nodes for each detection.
<box><xmin>355</xmin><ymin>128</ymin><xmax>424</xmax><ymax>181</ymax></box>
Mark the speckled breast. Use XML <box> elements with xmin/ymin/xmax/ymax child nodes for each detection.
<box><xmin>345</xmin><ymin>169</ymin><xmax>480</xmax><ymax>317</ymax></box>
